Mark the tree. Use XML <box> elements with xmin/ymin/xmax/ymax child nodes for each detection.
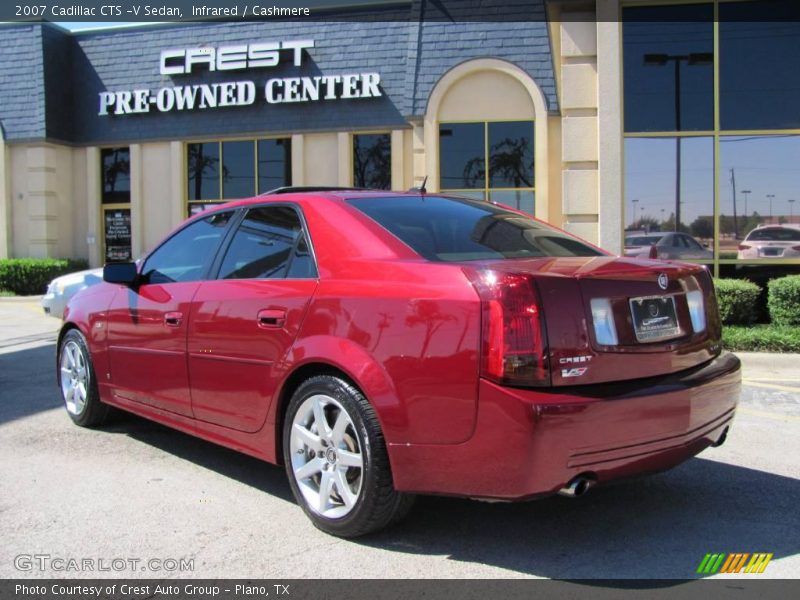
<box><xmin>690</xmin><ymin>216</ymin><xmax>713</xmax><ymax>240</ymax></box>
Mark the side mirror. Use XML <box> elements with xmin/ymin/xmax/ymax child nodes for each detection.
<box><xmin>103</xmin><ymin>262</ymin><xmax>138</xmax><ymax>286</ymax></box>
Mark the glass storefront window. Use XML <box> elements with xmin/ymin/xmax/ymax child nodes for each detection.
<box><xmin>720</xmin><ymin>135</ymin><xmax>800</xmax><ymax>258</ymax></box>
<box><xmin>258</xmin><ymin>139</ymin><xmax>292</xmax><ymax>193</ymax></box>
<box><xmin>622</xmin><ymin>0</ymin><xmax>800</xmax><ymax>278</ymax></box>
<box><xmin>720</xmin><ymin>1</ymin><xmax>800</xmax><ymax>131</ymax></box>
<box><xmin>101</xmin><ymin>148</ymin><xmax>130</xmax><ymax>204</ymax></box>
<box><xmin>222</xmin><ymin>141</ymin><xmax>255</xmax><ymax>200</ymax></box>
<box><xmin>440</xmin><ymin>123</ymin><xmax>484</xmax><ymax>190</ymax></box>
<box><xmin>353</xmin><ymin>133</ymin><xmax>391</xmax><ymax>189</ymax></box>
<box><xmin>623</xmin><ymin>4</ymin><xmax>714</xmax><ymax>133</ymax></box>
<box><xmin>624</xmin><ymin>137</ymin><xmax>714</xmax><ymax>257</ymax></box>
<box><xmin>488</xmin><ymin>122</ymin><xmax>534</xmax><ymax>189</ymax></box>
<box><xmin>187</xmin><ymin>138</ymin><xmax>291</xmax><ymax>215</ymax></box>
<box><xmin>188</xmin><ymin>142</ymin><xmax>220</xmax><ymax>202</ymax></box>
<box><xmin>440</xmin><ymin>121</ymin><xmax>535</xmax><ymax>213</ymax></box>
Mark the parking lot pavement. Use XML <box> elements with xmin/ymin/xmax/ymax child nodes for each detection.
<box><xmin>1</xmin><ymin>298</ymin><xmax>798</xmax><ymax>580</ymax></box>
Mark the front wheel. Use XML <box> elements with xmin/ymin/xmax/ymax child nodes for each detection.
<box><xmin>282</xmin><ymin>375</ymin><xmax>414</xmax><ymax>537</ymax></box>
<box><xmin>58</xmin><ymin>329</ymin><xmax>110</xmax><ymax>427</ymax></box>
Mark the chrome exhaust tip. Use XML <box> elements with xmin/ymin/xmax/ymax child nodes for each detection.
<box><xmin>558</xmin><ymin>476</ymin><xmax>595</xmax><ymax>498</ymax></box>
<box><xmin>712</xmin><ymin>426</ymin><xmax>729</xmax><ymax>448</ymax></box>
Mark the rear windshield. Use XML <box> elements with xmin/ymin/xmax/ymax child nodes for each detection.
<box><xmin>347</xmin><ymin>195</ymin><xmax>604</xmax><ymax>261</ymax></box>
<box><xmin>625</xmin><ymin>235</ymin><xmax>663</xmax><ymax>246</ymax></box>
<box><xmin>745</xmin><ymin>227</ymin><xmax>800</xmax><ymax>242</ymax></box>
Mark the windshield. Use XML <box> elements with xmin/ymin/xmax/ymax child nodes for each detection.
<box><xmin>745</xmin><ymin>227</ymin><xmax>800</xmax><ymax>242</ymax></box>
<box><xmin>348</xmin><ymin>195</ymin><xmax>605</xmax><ymax>262</ymax></box>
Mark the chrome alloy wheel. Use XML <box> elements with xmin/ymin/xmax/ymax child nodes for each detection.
<box><xmin>290</xmin><ymin>394</ymin><xmax>364</xmax><ymax>518</ymax></box>
<box><xmin>60</xmin><ymin>340</ymin><xmax>89</xmax><ymax>416</ymax></box>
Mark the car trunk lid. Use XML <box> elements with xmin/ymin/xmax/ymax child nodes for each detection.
<box><xmin>474</xmin><ymin>256</ymin><xmax>722</xmax><ymax>387</ymax></box>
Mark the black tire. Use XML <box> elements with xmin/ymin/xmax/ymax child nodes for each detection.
<box><xmin>282</xmin><ymin>375</ymin><xmax>415</xmax><ymax>537</ymax></box>
<box><xmin>58</xmin><ymin>329</ymin><xmax>111</xmax><ymax>428</ymax></box>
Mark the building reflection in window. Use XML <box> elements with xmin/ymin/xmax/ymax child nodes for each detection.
<box><xmin>353</xmin><ymin>134</ymin><xmax>391</xmax><ymax>190</ymax></box>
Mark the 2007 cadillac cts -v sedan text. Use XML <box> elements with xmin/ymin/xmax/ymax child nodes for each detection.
<box><xmin>57</xmin><ymin>189</ymin><xmax>741</xmax><ymax>537</ymax></box>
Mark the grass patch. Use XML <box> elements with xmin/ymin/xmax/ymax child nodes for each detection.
<box><xmin>0</xmin><ymin>289</ymin><xmax>14</xmax><ymax>297</ymax></box>
<box><xmin>722</xmin><ymin>324</ymin><xmax>800</xmax><ymax>353</ymax></box>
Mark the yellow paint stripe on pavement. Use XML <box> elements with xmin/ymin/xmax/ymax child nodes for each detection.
<box><xmin>742</xmin><ymin>380</ymin><xmax>800</xmax><ymax>393</ymax></box>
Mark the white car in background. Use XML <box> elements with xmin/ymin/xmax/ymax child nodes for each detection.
<box><xmin>624</xmin><ymin>232</ymin><xmax>713</xmax><ymax>260</ymax></box>
<box><xmin>41</xmin><ymin>268</ymin><xmax>103</xmax><ymax>319</ymax></box>
<box><xmin>738</xmin><ymin>224</ymin><xmax>800</xmax><ymax>259</ymax></box>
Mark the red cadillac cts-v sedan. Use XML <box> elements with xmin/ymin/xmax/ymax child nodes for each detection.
<box><xmin>57</xmin><ymin>189</ymin><xmax>740</xmax><ymax>537</ymax></box>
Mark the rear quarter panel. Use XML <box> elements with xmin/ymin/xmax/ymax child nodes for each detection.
<box><xmin>286</xmin><ymin>259</ymin><xmax>482</xmax><ymax>445</ymax></box>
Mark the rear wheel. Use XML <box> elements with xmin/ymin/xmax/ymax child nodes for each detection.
<box><xmin>58</xmin><ymin>329</ymin><xmax>110</xmax><ymax>428</ymax></box>
<box><xmin>283</xmin><ymin>375</ymin><xmax>414</xmax><ymax>537</ymax></box>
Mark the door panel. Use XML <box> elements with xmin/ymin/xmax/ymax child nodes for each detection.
<box><xmin>105</xmin><ymin>210</ymin><xmax>235</xmax><ymax>416</ymax></box>
<box><xmin>106</xmin><ymin>282</ymin><xmax>200</xmax><ymax>416</ymax></box>
<box><xmin>188</xmin><ymin>279</ymin><xmax>317</xmax><ymax>431</ymax></box>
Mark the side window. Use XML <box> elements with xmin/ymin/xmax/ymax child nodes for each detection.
<box><xmin>684</xmin><ymin>235</ymin><xmax>702</xmax><ymax>249</ymax></box>
<box><xmin>142</xmin><ymin>211</ymin><xmax>233</xmax><ymax>284</ymax></box>
<box><xmin>218</xmin><ymin>206</ymin><xmax>316</xmax><ymax>280</ymax></box>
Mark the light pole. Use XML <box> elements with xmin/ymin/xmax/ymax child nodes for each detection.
<box><xmin>741</xmin><ymin>190</ymin><xmax>751</xmax><ymax>217</ymax></box>
<box><xmin>644</xmin><ymin>52</ymin><xmax>713</xmax><ymax>233</ymax></box>
<box><xmin>790</xmin><ymin>199</ymin><xmax>796</xmax><ymax>222</ymax></box>
<box><xmin>766</xmin><ymin>194</ymin><xmax>775</xmax><ymax>222</ymax></box>
<box><xmin>631</xmin><ymin>198</ymin><xmax>639</xmax><ymax>227</ymax></box>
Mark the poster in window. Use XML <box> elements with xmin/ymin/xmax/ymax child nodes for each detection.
<box><xmin>104</xmin><ymin>209</ymin><xmax>132</xmax><ymax>263</ymax></box>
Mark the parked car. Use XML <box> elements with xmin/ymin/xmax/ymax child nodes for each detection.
<box><xmin>42</xmin><ymin>268</ymin><xmax>103</xmax><ymax>319</ymax></box>
<box><xmin>737</xmin><ymin>224</ymin><xmax>800</xmax><ymax>259</ymax></box>
<box><xmin>624</xmin><ymin>231</ymin><xmax>713</xmax><ymax>260</ymax></box>
<box><xmin>57</xmin><ymin>189</ymin><xmax>740</xmax><ymax>537</ymax></box>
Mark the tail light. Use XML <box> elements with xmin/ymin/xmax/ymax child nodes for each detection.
<box><xmin>738</xmin><ymin>243</ymin><xmax>752</xmax><ymax>251</ymax></box>
<box><xmin>464</xmin><ymin>269</ymin><xmax>549</xmax><ymax>386</ymax></box>
<box><xmin>792</xmin><ymin>245</ymin><xmax>800</xmax><ymax>252</ymax></box>
<box><xmin>648</xmin><ymin>244</ymin><xmax>658</xmax><ymax>259</ymax></box>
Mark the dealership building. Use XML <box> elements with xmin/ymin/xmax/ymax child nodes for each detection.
<box><xmin>0</xmin><ymin>0</ymin><xmax>798</xmax><ymax>278</ymax></box>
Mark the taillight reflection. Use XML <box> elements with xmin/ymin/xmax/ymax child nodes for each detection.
<box><xmin>464</xmin><ymin>269</ymin><xmax>549</xmax><ymax>386</ymax></box>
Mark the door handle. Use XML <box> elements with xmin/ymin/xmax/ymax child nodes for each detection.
<box><xmin>164</xmin><ymin>312</ymin><xmax>183</xmax><ymax>327</ymax></box>
<box><xmin>258</xmin><ymin>308</ymin><xmax>286</xmax><ymax>328</ymax></box>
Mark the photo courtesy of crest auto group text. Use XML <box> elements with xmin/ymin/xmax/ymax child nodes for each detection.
<box><xmin>0</xmin><ymin>0</ymin><xmax>798</xmax><ymax>596</ymax></box>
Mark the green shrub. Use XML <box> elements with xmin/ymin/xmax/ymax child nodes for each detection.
<box><xmin>714</xmin><ymin>278</ymin><xmax>761</xmax><ymax>325</ymax></box>
<box><xmin>0</xmin><ymin>258</ymin><xmax>89</xmax><ymax>296</ymax></box>
<box><xmin>768</xmin><ymin>275</ymin><xmax>800</xmax><ymax>326</ymax></box>
<box><xmin>722</xmin><ymin>324</ymin><xmax>800</xmax><ymax>353</ymax></box>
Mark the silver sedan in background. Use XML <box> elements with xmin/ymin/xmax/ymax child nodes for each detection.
<box><xmin>624</xmin><ymin>232</ymin><xmax>713</xmax><ymax>260</ymax></box>
<box><xmin>41</xmin><ymin>268</ymin><xmax>103</xmax><ymax>319</ymax></box>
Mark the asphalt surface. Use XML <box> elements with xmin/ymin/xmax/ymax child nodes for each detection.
<box><xmin>0</xmin><ymin>297</ymin><xmax>798</xmax><ymax>580</ymax></box>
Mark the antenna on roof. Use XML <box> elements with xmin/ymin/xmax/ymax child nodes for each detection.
<box><xmin>409</xmin><ymin>175</ymin><xmax>428</xmax><ymax>195</ymax></box>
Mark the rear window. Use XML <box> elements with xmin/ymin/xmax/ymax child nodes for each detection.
<box><xmin>625</xmin><ymin>236</ymin><xmax>662</xmax><ymax>246</ymax></box>
<box><xmin>348</xmin><ymin>195</ymin><xmax>604</xmax><ymax>261</ymax></box>
<box><xmin>745</xmin><ymin>227</ymin><xmax>800</xmax><ymax>242</ymax></box>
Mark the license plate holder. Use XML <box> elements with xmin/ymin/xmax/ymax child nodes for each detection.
<box><xmin>630</xmin><ymin>295</ymin><xmax>682</xmax><ymax>343</ymax></box>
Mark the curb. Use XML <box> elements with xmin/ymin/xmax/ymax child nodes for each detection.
<box><xmin>736</xmin><ymin>351</ymin><xmax>800</xmax><ymax>381</ymax></box>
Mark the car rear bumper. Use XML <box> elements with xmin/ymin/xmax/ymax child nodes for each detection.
<box><xmin>388</xmin><ymin>352</ymin><xmax>740</xmax><ymax>499</ymax></box>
